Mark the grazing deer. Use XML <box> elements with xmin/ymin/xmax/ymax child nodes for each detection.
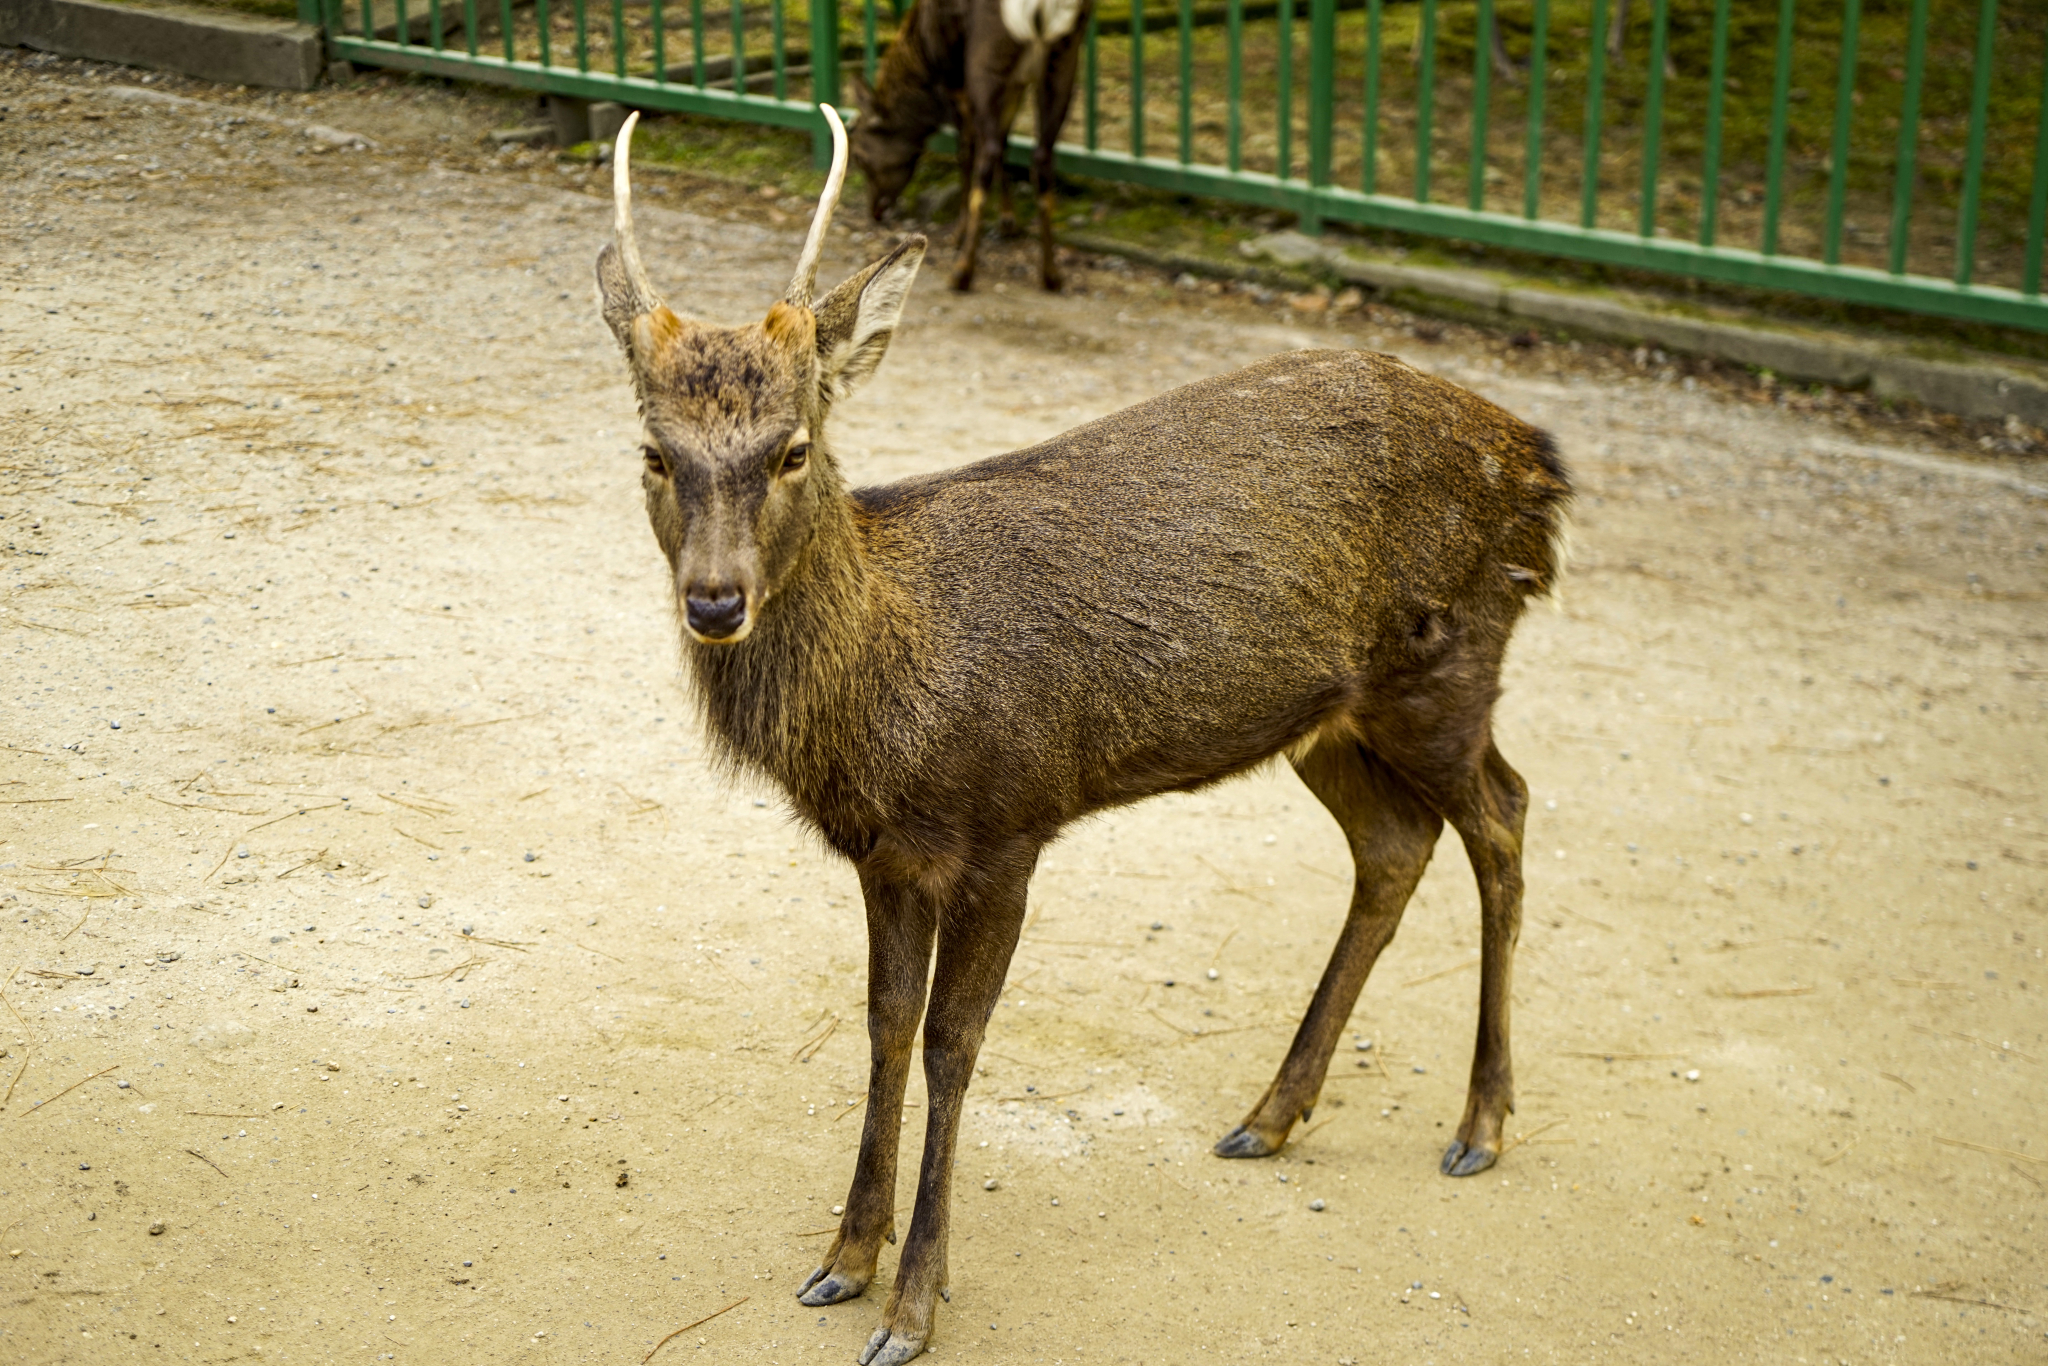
<box><xmin>847</xmin><ymin>0</ymin><xmax>1089</xmax><ymax>291</ymax></box>
<box><xmin>598</xmin><ymin>108</ymin><xmax>1570</xmax><ymax>1366</ymax></box>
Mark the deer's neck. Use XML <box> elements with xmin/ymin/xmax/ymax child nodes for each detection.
<box><xmin>685</xmin><ymin>491</ymin><xmax>904</xmax><ymax>854</ymax></box>
<box><xmin>872</xmin><ymin>19</ymin><xmax>952</xmax><ymax>140</ymax></box>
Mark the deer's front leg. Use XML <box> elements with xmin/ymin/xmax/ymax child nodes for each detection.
<box><xmin>799</xmin><ymin>872</ymin><xmax>935</xmax><ymax>1307</ymax></box>
<box><xmin>860</xmin><ymin>847</ymin><xmax>1033</xmax><ymax>1365</ymax></box>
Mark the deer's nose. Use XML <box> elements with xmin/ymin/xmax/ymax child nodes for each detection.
<box><xmin>684</xmin><ymin>586</ymin><xmax>747</xmax><ymax>640</ymax></box>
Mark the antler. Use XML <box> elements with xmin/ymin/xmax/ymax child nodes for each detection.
<box><xmin>785</xmin><ymin>103</ymin><xmax>849</xmax><ymax>309</ymax></box>
<box><xmin>610</xmin><ymin>110</ymin><xmax>665</xmax><ymax>318</ymax></box>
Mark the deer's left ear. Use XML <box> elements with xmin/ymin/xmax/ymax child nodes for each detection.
<box><xmin>814</xmin><ymin>235</ymin><xmax>926</xmax><ymax>403</ymax></box>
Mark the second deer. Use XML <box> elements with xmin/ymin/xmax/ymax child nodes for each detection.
<box><xmin>599</xmin><ymin>107</ymin><xmax>1570</xmax><ymax>1365</ymax></box>
<box><xmin>848</xmin><ymin>0</ymin><xmax>1090</xmax><ymax>291</ymax></box>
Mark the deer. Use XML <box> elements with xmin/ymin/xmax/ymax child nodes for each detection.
<box><xmin>597</xmin><ymin>106</ymin><xmax>1570</xmax><ymax>1366</ymax></box>
<box><xmin>846</xmin><ymin>0</ymin><xmax>1089</xmax><ymax>292</ymax></box>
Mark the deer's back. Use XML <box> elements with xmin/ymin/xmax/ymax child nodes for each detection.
<box><xmin>841</xmin><ymin>349</ymin><xmax>1567</xmax><ymax>824</ymax></box>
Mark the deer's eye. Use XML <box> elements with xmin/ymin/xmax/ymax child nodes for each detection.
<box><xmin>643</xmin><ymin>445</ymin><xmax>668</xmax><ymax>476</ymax></box>
<box><xmin>779</xmin><ymin>442</ymin><xmax>810</xmax><ymax>475</ymax></box>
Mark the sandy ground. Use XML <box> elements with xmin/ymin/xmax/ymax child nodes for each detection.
<box><xmin>4</xmin><ymin>50</ymin><xmax>2047</xmax><ymax>1366</ymax></box>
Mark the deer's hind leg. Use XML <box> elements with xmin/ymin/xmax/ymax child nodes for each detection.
<box><xmin>1431</xmin><ymin>739</ymin><xmax>1529</xmax><ymax>1178</ymax></box>
<box><xmin>1214</xmin><ymin>740</ymin><xmax>1442</xmax><ymax>1159</ymax></box>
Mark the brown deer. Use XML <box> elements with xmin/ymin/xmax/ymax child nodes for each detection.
<box><xmin>598</xmin><ymin>108</ymin><xmax>1570</xmax><ymax>1366</ymax></box>
<box><xmin>846</xmin><ymin>0</ymin><xmax>1089</xmax><ymax>291</ymax></box>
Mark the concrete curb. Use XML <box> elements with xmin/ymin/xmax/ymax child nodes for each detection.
<box><xmin>1246</xmin><ymin>230</ymin><xmax>2048</xmax><ymax>428</ymax></box>
<box><xmin>2</xmin><ymin>0</ymin><xmax>324</xmax><ymax>91</ymax></box>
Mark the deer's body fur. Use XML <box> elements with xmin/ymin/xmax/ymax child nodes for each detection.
<box><xmin>687</xmin><ymin>350</ymin><xmax>1567</xmax><ymax>862</ymax></box>
<box><xmin>599</xmin><ymin>109</ymin><xmax>1568</xmax><ymax>1366</ymax></box>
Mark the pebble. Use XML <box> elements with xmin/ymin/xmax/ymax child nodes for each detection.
<box><xmin>1354</xmin><ymin>1039</ymin><xmax>1373</xmax><ymax>1052</ymax></box>
<box><xmin>1050</xmin><ymin>1197</ymin><xmax>1059</xmax><ymax>1207</ymax></box>
<box><xmin>148</xmin><ymin>1222</ymin><xmax>165</xmax><ymax>1236</ymax></box>
<box><xmin>116</xmin><ymin>1080</ymin><xmax>129</xmax><ymax>1089</ymax></box>
<box><xmin>1309</xmin><ymin>1199</ymin><xmax>1326</xmax><ymax>1212</ymax></box>
<box><xmin>307</xmin><ymin>1004</ymin><xmax>319</xmax><ymax>1013</ymax></box>
<box><xmin>1684</xmin><ymin>1069</ymin><xmax>1701</xmax><ymax>1082</ymax></box>
<box><xmin>831</xmin><ymin>1204</ymin><xmax>844</xmax><ymax>1215</ymax></box>
<box><xmin>418</xmin><ymin>894</ymin><xmax>434</xmax><ymax>909</ymax></box>
<box><xmin>983</xmin><ymin>1178</ymin><xmax>998</xmax><ymax>1191</ymax></box>
<box><xmin>1206</xmin><ymin>968</ymin><xmax>1219</xmax><ymax>980</ymax></box>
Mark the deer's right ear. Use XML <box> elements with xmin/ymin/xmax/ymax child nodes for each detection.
<box><xmin>813</xmin><ymin>235</ymin><xmax>926</xmax><ymax>403</ymax></box>
<box><xmin>596</xmin><ymin>243</ymin><xmax>642</xmax><ymax>353</ymax></box>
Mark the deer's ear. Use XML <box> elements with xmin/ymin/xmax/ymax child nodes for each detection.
<box><xmin>814</xmin><ymin>235</ymin><xmax>925</xmax><ymax>403</ymax></box>
<box><xmin>596</xmin><ymin>242</ymin><xmax>643</xmax><ymax>352</ymax></box>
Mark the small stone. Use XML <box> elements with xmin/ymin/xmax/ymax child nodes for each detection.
<box><xmin>1050</xmin><ymin>1197</ymin><xmax>1060</xmax><ymax>1207</ymax></box>
<box><xmin>1684</xmin><ymin>1069</ymin><xmax>1701</xmax><ymax>1082</ymax></box>
<box><xmin>326</xmin><ymin>1063</ymin><xmax>341</xmax><ymax>1073</ymax></box>
<box><xmin>524</xmin><ymin>852</ymin><xmax>537</xmax><ymax>862</ymax></box>
<box><xmin>148</xmin><ymin>1222</ymin><xmax>165</xmax><ymax>1236</ymax></box>
<box><xmin>1277</xmin><ymin>1173</ymin><xmax>1289</xmax><ymax>1183</ymax></box>
<box><xmin>615</xmin><ymin>1171</ymin><xmax>629</xmax><ymax>1188</ymax></box>
<box><xmin>307</xmin><ymin>1004</ymin><xmax>318</xmax><ymax>1013</ymax></box>
<box><xmin>830</xmin><ymin>1204</ymin><xmax>844</xmax><ymax>1216</ymax></box>
<box><xmin>77</xmin><ymin>966</ymin><xmax>93</xmax><ymax>976</ymax></box>
<box><xmin>117</xmin><ymin>1080</ymin><xmax>130</xmax><ymax>1089</ymax></box>
<box><xmin>1354</xmin><ymin>1039</ymin><xmax>1373</xmax><ymax>1052</ymax></box>
<box><xmin>418</xmin><ymin>894</ymin><xmax>434</xmax><ymax>909</ymax></box>
<box><xmin>1206</xmin><ymin>968</ymin><xmax>1219</xmax><ymax>980</ymax></box>
<box><xmin>1412</xmin><ymin>1065</ymin><xmax>1427</xmax><ymax>1074</ymax></box>
<box><xmin>983</xmin><ymin>1178</ymin><xmax>998</xmax><ymax>1191</ymax></box>
<box><xmin>80</xmin><ymin>1163</ymin><xmax>91</xmax><ymax>1170</ymax></box>
<box><xmin>1309</xmin><ymin>1199</ymin><xmax>1326</xmax><ymax>1212</ymax></box>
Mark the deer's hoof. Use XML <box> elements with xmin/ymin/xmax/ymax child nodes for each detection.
<box><xmin>1439</xmin><ymin>1139</ymin><xmax>1498</xmax><ymax>1178</ymax></box>
<box><xmin>858</xmin><ymin>1327</ymin><xmax>928</xmax><ymax>1366</ymax></box>
<box><xmin>947</xmin><ymin>270</ymin><xmax>976</xmax><ymax>293</ymax></box>
<box><xmin>797</xmin><ymin>1267</ymin><xmax>867</xmax><ymax>1306</ymax></box>
<box><xmin>1039</xmin><ymin>268</ymin><xmax>1065</xmax><ymax>293</ymax></box>
<box><xmin>1212</xmin><ymin>1124</ymin><xmax>1279</xmax><ymax>1159</ymax></box>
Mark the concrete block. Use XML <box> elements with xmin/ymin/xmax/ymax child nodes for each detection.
<box><xmin>0</xmin><ymin>0</ymin><xmax>323</xmax><ymax>91</ymax></box>
<box><xmin>548</xmin><ymin>95</ymin><xmax>591</xmax><ymax>147</ymax></box>
<box><xmin>1870</xmin><ymin>357</ymin><xmax>2048</xmax><ymax>427</ymax></box>
<box><xmin>589</xmin><ymin>101</ymin><xmax>628</xmax><ymax>149</ymax></box>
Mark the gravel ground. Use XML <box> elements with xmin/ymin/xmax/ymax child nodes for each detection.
<box><xmin>3</xmin><ymin>48</ymin><xmax>2046</xmax><ymax>1366</ymax></box>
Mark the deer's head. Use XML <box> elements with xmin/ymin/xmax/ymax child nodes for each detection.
<box><xmin>846</xmin><ymin>73</ymin><xmax>920</xmax><ymax>222</ymax></box>
<box><xmin>596</xmin><ymin>108</ymin><xmax>925</xmax><ymax>645</ymax></box>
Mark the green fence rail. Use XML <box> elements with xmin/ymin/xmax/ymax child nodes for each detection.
<box><xmin>311</xmin><ymin>0</ymin><xmax>2048</xmax><ymax>332</ymax></box>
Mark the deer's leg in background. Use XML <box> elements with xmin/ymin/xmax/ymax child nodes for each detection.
<box><xmin>799</xmin><ymin>868</ymin><xmax>938</xmax><ymax>1307</ymax></box>
<box><xmin>1215</xmin><ymin>741</ymin><xmax>1442</xmax><ymax>1158</ymax></box>
<box><xmin>951</xmin><ymin>92</ymin><xmax>975</xmax><ymax>248</ymax></box>
<box><xmin>860</xmin><ymin>841</ymin><xmax>1036</xmax><ymax>1366</ymax></box>
<box><xmin>1032</xmin><ymin>34</ymin><xmax>1084</xmax><ymax>290</ymax></box>
<box><xmin>1436</xmin><ymin>740</ymin><xmax>1528</xmax><ymax>1177</ymax></box>
<box><xmin>949</xmin><ymin>69</ymin><xmax>1009</xmax><ymax>290</ymax></box>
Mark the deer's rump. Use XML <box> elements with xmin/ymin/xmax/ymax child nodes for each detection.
<box><xmin>846</xmin><ymin>348</ymin><xmax>1568</xmax><ymax>819</ymax></box>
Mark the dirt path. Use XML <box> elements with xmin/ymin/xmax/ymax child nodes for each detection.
<box><xmin>3</xmin><ymin>51</ymin><xmax>2045</xmax><ymax>1366</ymax></box>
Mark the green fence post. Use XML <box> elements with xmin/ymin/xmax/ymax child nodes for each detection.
<box><xmin>1698</xmin><ymin>0</ymin><xmax>1729</xmax><ymax>245</ymax></box>
<box><xmin>1886</xmin><ymin>0</ymin><xmax>1926</xmax><ymax>274</ymax></box>
<box><xmin>396</xmin><ymin>0</ymin><xmax>410</xmax><ymax>46</ymax></box>
<box><xmin>1415</xmin><ymin>0</ymin><xmax>1437</xmax><ymax>203</ymax></box>
<box><xmin>811</xmin><ymin>0</ymin><xmax>840</xmax><ymax>165</ymax></box>
<box><xmin>1468</xmin><ymin>0</ymin><xmax>1492</xmax><ymax>213</ymax></box>
<box><xmin>1521</xmin><ymin>0</ymin><xmax>1548</xmax><ymax>219</ymax></box>
<box><xmin>1227</xmin><ymin>0</ymin><xmax>1244</xmax><ymax>172</ymax></box>
<box><xmin>1821</xmin><ymin>0</ymin><xmax>1861</xmax><ymax>265</ymax></box>
<box><xmin>1953</xmin><ymin>0</ymin><xmax>1998</xmax><ymax>288</ymax></box>
<box><xmin>465</xmin><ymin>0</ymin><xmax>477</xmax><ymax>58</ymax></box>
<box><xmin>1761</xmin><ymin>0</ymin><xmax>1795</xmax><ymax>257</ymax></box>
<box><xmin>1132</xmin><ymin>0</ymin><xmax>1146</xmax><ymax>159</ymax></box>
<box><xmin>1578</xmin><ymin>0</ymin><xmax>1608</xmax><ymax>227</ymax></box>
<box><xmin>1084</xmin><ymin>8</ymin><xmax>1098</xmax><ymax>149</ymax></box>
<box><xmin>1636</xmin><ymin>0</ymin><xmax>1665</xmax><ymax>237</ymax></box>
<box><xmin>573</xmin><ymin>0</ymin><xmax>587</xmax><ymax>71</ymax></box>
<box><xmin>1178</xmin><ymin>0</ymin><xmax>1194</xmax><ymax>165</ymax></box>
<box><xmin>1305</xmin><ymin>0</ymin><xmax>1334</xmax><ymax>232</ymax></box>
<box><xmin>536</xmin><ymin>0</ymin><xmax>550</xmax><ymax>67</ymax></box>
<box><xmin>2027</xmin><ymin>37</ymin><xmax>2048</xmax><ymax>296</ymax></box>
<box><xmin>653</xmin><ymin>0</ymin><xmax>666</xmax><ymax>80</ymax></box>
<box><xmin>771</xmin><ymin>0</ymin><xmax>787</xmax><ymax>100</ymax></box>
<box><xmin>1277</xmin><ymin>0</ymin><xmax>1293</xmax><ymax>180</ymax></box>
<box><xmin>501</xmin><ymin>0</ymin><xmax>514</xmax><ymax>62</ymax></box>
<box><xmin>1362</xmin><ymin>0</ymin><xmax>1381</xmax><ymax>194</ymax></box>
<box><xmin>732</xmin><ymin>0</ymin><xmax>747</xmax><ymax>102</ymax></box>
<box><xmin>613</xmin><ymin>0</ymin><xmax>627</xmax><ymax>78</ymax></box>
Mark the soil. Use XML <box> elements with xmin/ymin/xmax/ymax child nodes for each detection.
<box><xmin>4</xmin><ymin>50</ymin><xmax>2045</xmax><ymax>1366</ymax></box>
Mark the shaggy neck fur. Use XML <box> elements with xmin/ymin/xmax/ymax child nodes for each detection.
<box><xmin>683</xmin><ymin>456</ymin><xmax>913</xmax><ymax>857</ymax></box>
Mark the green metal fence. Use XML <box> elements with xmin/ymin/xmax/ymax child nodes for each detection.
<box><xmin>311</xmin><ymin>0</ymin><xmax>2048</xmax><ymax>333</ymax></box>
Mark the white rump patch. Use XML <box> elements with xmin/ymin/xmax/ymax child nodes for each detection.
<box><xmin>1000</xmin><ymin>0</ymin><xmax>1083</xmax><ymax>46</ymax></box>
